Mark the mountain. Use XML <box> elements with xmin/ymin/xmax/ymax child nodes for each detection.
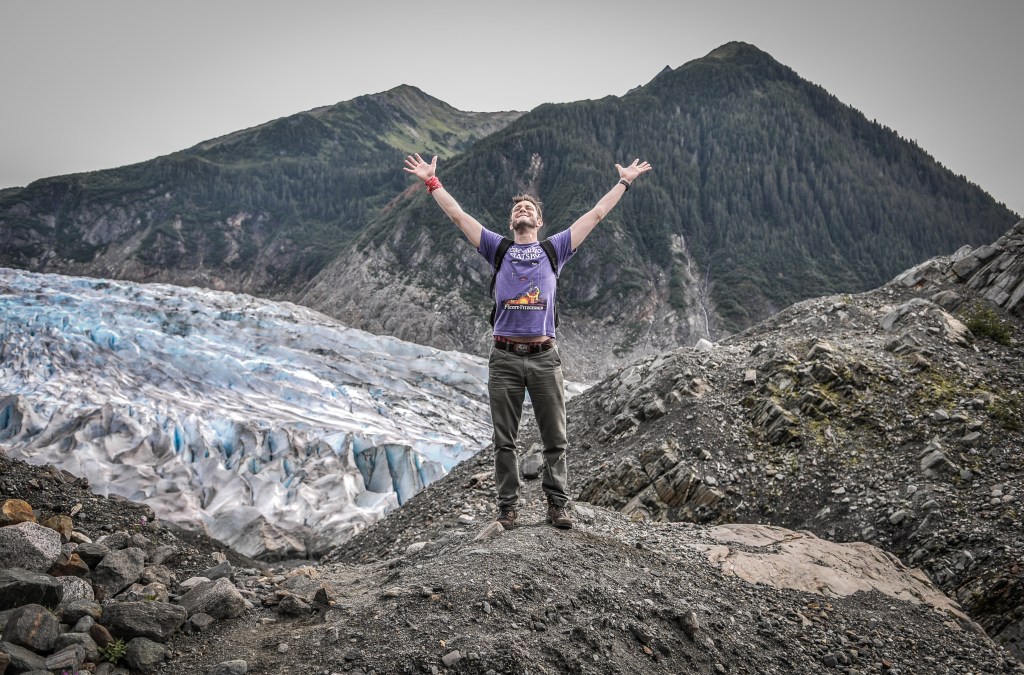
<box><xmin>0</xmin><ymin>267</ymin><xmax>495</xmax><ymax>559</ymax></box>
<box><xmin>0</xmin><ymin>86</ymin><xmax>522</xmax><ymax>295</ymax></box>
<box><xmin>1</xmin><ymin>43</ymin><xmax>1018</xmax><ymax>381</ymax></box>
<box><xmin>298</xmin><ymin>42</ymin><xmax>1018</xmax><ymax>378</ymax></box>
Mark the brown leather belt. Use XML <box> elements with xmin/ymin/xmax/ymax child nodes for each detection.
<box><xmin>493</xmin><ymin>338</ymin><xmax>555</xmax><ymax>355</ymax></box>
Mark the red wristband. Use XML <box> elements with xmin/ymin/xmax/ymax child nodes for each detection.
<box><xmin>425</xmin><ymin>176</ymin><xmax>443</xmax><ymax>193</ymax></box>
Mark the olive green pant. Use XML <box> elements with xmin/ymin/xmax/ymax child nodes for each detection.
<box><xmin>488</xmin><ymin>345</ymin><xmax>568</xmax><ymax>508</ymax></box>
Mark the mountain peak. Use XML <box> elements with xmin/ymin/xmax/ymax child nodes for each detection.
<box><xmin>643</xmin><ymin>42</ymin><xmax>788</xmax><ymax>89</ymax></box>
<box><xmin>704</xmin><ymin>41</ymin><xmax>769</xmax><ymax>61</ymax></box>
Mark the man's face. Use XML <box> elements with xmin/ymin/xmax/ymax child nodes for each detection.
<box><xmin>510</xmin><ymin>200</ymin><xmax>542</xmax><ymax>233</ymax></box>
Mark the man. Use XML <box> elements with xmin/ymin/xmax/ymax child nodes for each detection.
<box><xmin>403</xmin><ymin>153</ymin><xmax>652</xmax><ymax>530</ymax></box>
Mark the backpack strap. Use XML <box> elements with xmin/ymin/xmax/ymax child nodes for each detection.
<box><xmin>539</xmin><ymin>239</ymin><xmax>560</xmax><ymax>327</ymax></box>
<box><xmin>489</xmin><ymin>238</ymin><xmax>514</xmax><ymax>327</ymax></box>
<box><xmin>488</xmin><ymin>238</ymin><xmax>561</xmax><ymax>327</ymax></box>
<box><xmin>539</xmin><ymin>239</ymin><xmax>558</xmax><ymax>278</ymax></box>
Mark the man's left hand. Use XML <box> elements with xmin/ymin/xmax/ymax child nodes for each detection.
<box><xmin>616</xmin><ymin>159</ymin><xmax>653</xmax><ymax>183</ymax></box>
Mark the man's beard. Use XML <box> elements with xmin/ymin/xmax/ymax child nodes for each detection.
<box><xmin>512</xmin><ymin>218</ymin><xmax>538</xmax><ymax>233</ymax></box>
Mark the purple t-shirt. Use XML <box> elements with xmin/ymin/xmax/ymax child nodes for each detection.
<box><xmin>478</xmin><ymin>227</ymin><xmax>576</xmax><ymax>338</ymax></box>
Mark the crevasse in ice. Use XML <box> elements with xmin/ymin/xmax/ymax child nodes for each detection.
<box><xmin>0</xmin><ymin>268</ymin><xmax>490</xmax><ymax>558</ymax></box>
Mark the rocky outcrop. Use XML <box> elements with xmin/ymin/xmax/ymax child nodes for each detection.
<box><xmin>5</xmin><ymin>408</ymin><xmax>1022</xmax><ymax>674</ymax></box>
<box><xmin>330</xmin><ymin>222</ymin><xmax>1024</xmax><ymax>662</ymax></box>
<box><xmin>896</xmin><ymin>219</ymin><xmax>1024</xmax><ymax>316</ymax></box>
<box><xmin>0</xmin><ymin>472</ymin><xmax>340</xmax><ymax>675</ymax></box>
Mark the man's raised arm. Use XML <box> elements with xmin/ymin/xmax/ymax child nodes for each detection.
<box><xmin>403</xmin><ymin>154</ymin><xmax>483</xmax><ymax>249</ymax></box>
<box><xmin>569</xmin><ymin>159</ymin><xmax>653</xmax><ymax>249</ymax></box>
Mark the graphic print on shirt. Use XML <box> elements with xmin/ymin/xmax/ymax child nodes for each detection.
<box><xmin>501</xmin><ymin>250</ymin><xmax>547</xmax><ymax>313</ymax></box>
<box><xmin>502</xmin><ymin>281</ymin><xmax>545</xmax><ymax>311</ymax></box>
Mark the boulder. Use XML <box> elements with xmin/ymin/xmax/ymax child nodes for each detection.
<box><xmin>0</xmin><ymin>640</ymin><xmax>48</xmax><ymax>673</ymax></box>
<box><xmin>207</xmin><ymin>660</ymin><xmax>249</xmax><ymax>675</ymax></box>
<box><xmin>276</xmin><ymin>595</ymin><xmax>311</xmax><ymax>617</ymax></box>
<box><xmin>44</xmin><ymin>643</ymin><xmax>86</xmax><ymax>673</ymax></box>
<box><xmin>48</xmin><ymin>551</ymin><xmax>91</xmax><ymax>578</ymax></box>
<box><xmin>57</xmin><ymin>575</ymin><xmax>95</xmax><ymax>603</ymax></box>
<box><xmin>92</xmin><ymin>547</ymin><xmax>146</xmax><ymax>600</ymax></box>
<box><xmin>125</xmin><ymin>636</ymin><xmax>168</xmax><ymax>673</ymax></box>
<box><xmin>0</xmin><ymin>569</ymin><xmax>63</xmax><ymax>611</ymax></box>
<box><xmin>178</xmin><ymin>578</ymin><xmax>247</xmax><ymax>619</ymax></box>
<box><xmin>1</xmin><ymin>604</ymin><xmax>61</xmax><ymax>652</ymax></box>
<box><xmin>0</xmin><ymin>499</ymin><xmax>36</xmax><ymax>526</ymax></box>
<box><xmin>96</xmin><ymin>532</ymin><xmax>132</xmax><ymax>551</ymax></box>
<box><xmin>52</xmin><ymin>631</ymin><xmax>101</xmax><ymax>663</ymax></box>
<box><xmin>101</xmin><ymin>601</ymin><xmax>187</xmax><ymax>641</ymax></box>
<box><xmin>40</xmin><ymin>515</ymin><xmax>73</xmax><ymax>542</ymax></box>
<box><xmin>140</xmin><ymin>564</ymin><xmax>175</xmax><ymax>587</ymax></box>
<box><xmin>149</xmin><ymin>545</ymin><xmax>178</xmax><ymax>566</ymax></box>
<box><xmin>694</xmin><ymin>338</ymin><xmax>715</xmax><ymax>352</ymax></box>
<box><xmin>179</xmin><ymin>576</ymin><xmax>211</xmax><ymax>593</ymax></box>
<box><xmin>188</xmin><ymin>613</ymin><xmax>215</xmax><ymax>633</ymax></box>
<box><xmin>279</xmin><ymin>575</ymin><xmax>321</xmax><ymax>604</ymax></box>
<box><xmin>74</xmin><ymin>541</ymin><xmax>111</xmax><ymax>568</ymax></box>
<box><xmin>60</xmin><ymin>599</ymin><xmax>103</xmax><ymax>624</ymax></box>
<box><xmin>0</xmin><ymin>522</ymin><xmax>62</xmax><ymax>572</ymax></box>
<box><xmin>89</xmin><ymin>622</ymin><xmax>114</xmax><ymax>648</ymax></box>
<box><xmin>203</xmin><ymin>561</ymin><xmax>233</xmax><ymax>581</ymax></box>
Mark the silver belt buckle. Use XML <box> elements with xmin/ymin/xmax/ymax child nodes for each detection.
<box><xmin>513</xmin><ymin>343</ymin><xmax>530</xmax><ymax>355</ymax></box>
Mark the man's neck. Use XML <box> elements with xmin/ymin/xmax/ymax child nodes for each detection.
<box><xmin>512</xmin><ymin>230</ymin><xmax>539</xmax><ymax>244</ymax></box>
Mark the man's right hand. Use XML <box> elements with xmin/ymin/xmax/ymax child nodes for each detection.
<box><xmin>403</xmin><ymin>152</ymin><xmax>483</xmax><ymax>248</ymax></box>
<box><xmin>403</xmin><ymin>153</ymin><xmax>437</xmax><ymax>182</ymax></box>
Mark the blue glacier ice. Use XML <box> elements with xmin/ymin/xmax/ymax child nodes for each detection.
<box><xmin>0</xmin><ymin>267</ymin><xmax>492</xmax><ymax>558</ymax></box>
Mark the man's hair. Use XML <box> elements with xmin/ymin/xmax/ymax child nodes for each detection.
<box><xmin>510</xmin><ymin>194</ymin><xmax>543</xmax><ymax>221</ymax></box>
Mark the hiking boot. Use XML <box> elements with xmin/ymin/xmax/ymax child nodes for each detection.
<box><xmin>496</xmin><ymin>507</ymin><xmax>518</xmax><ymax>530</ymax></box>
<box><xmin>546</xmin><ymin>503</ymin><xmax>573</xmax><ymax>529</ymax></box>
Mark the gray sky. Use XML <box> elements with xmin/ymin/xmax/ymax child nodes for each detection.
<box><xmin>2</xmin><ymin>0</ymin><xmax>1021</xmax><ymax>217</ymax></box>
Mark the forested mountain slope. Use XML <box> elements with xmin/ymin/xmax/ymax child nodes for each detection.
<box><xmin>299</xmin><ymin>42</ymin><xmax>1017</xmax><ymax>377</ymax></box>
<box><xmin>0</xmin><ymin>86</ymin><xmax>522</xmax><ymax>295</ymax></box>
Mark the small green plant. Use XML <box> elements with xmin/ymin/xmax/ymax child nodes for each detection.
<box><xmin>99</xmin><ymin>638</ymin><xmax>128</xmax><ymax>665</ymax></box>
<box><xmin>989</xmin><ymin>392</ymin><xmax>1023</xmax><ymax>431</ymax></box>
<box><xmin>964</xmin><ymin>306</ymin><xmax>1012</xmax><ymax>345</ymax></box>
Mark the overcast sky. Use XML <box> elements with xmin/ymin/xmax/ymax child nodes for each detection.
<box><xmin>2</xmin><ymin>0</ymin><xmax>1021</xmax><ymax>216</ymax></box>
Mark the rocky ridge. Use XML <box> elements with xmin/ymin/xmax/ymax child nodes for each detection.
<box><xmin>1</xmin><ymin>452</ymin><xmax>1019</xmax><ymax>675</ymax></box>
<box><xmin>328</xmin><ymin>222</ymin><xmax>1024</xmax><ymax>660</ymax></box>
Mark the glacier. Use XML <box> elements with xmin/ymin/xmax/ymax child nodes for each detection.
<box><xmin>0</xmin><ymin>267</ymin><xmax>492</xmax><ymax>558</ymax></box>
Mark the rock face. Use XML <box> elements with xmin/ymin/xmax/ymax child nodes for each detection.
<box><xmin>933</xmin><ymin>221</ymin><xmax>1024</xmax><ymax>315</ymax></box>
<box><xmin>697</xmin><ymin>524</ymin><xmax>966</xmax><ymax>621</ymax></box>
<box><xmin>891</xmin><ymin>221</ymin><xmax>1024</xmax><ymax>330</ymax></box>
